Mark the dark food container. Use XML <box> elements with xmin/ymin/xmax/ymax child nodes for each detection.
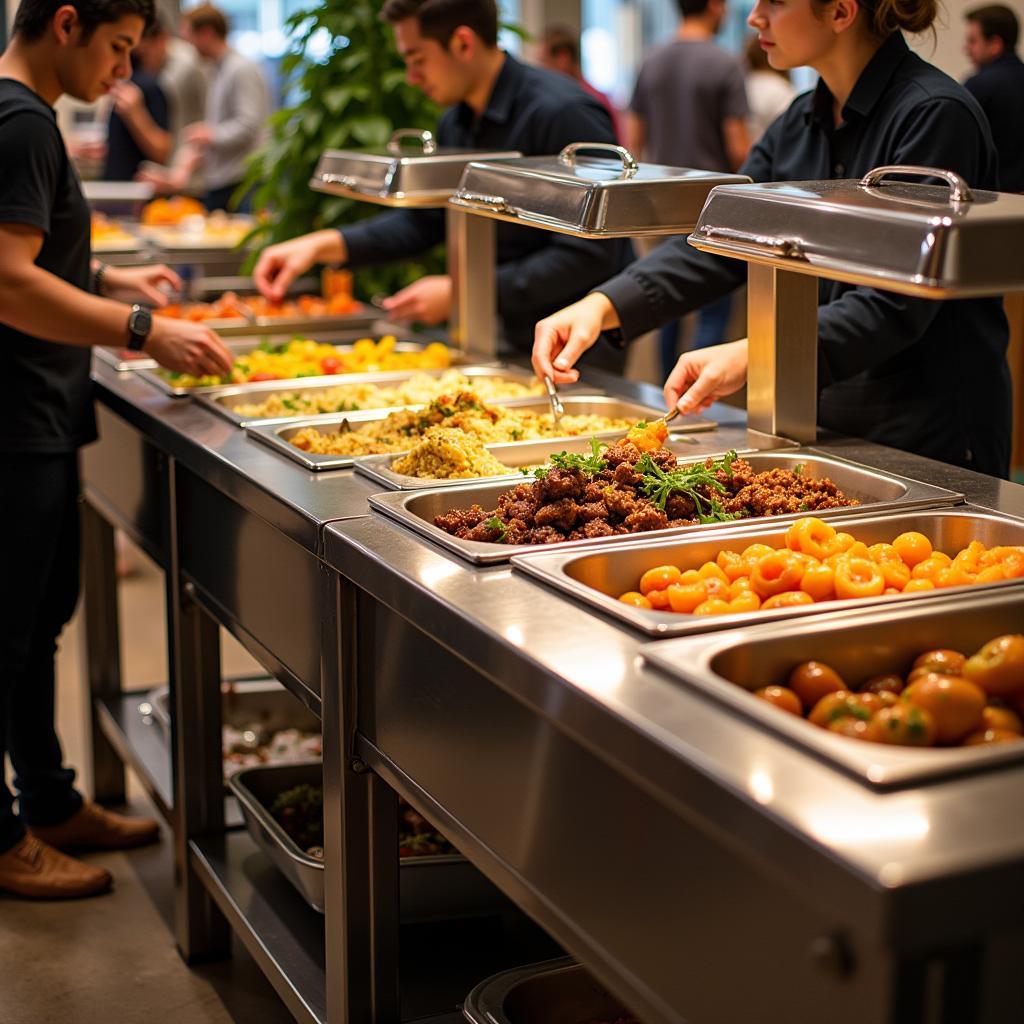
<box><xmin>230</xmin><ymin>762</ymin><xmax>508</xmax><ymax>918</ymax></box>
<box><xmin>463</xmin><ymin>958</ymin><xmax>640</xmax><ymax>1024</ymax></box>
<box><xmin>642</xmin><ymin>586</ymin><xmax>1024</xmax><ymax>788</ymax></box>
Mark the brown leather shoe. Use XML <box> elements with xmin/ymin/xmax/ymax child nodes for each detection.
<box><xmin>0</xmin><ymin>836</ymin><xmax>112</xmax><ymax>899</ymax></box>
<box><xmin>29</xmin><ymin>802</ymin><xmax>160</xmax><ymax>852</ymax></box>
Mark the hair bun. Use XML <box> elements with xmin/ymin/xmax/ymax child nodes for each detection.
<box><xmin>871</xmin><ymin>0</ymin><xmax>939</xmax><ymax>36</ymax></box>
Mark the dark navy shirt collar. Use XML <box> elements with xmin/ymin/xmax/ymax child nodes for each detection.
<box><xmin>453</xmin><ymin>51</ymin><xmax>518</xmax><ymax>132</ymax></box>
<box><xmin>806</xmin><ymin>31</ymin><xmax>910</xmax><ymax>127</ymax></box>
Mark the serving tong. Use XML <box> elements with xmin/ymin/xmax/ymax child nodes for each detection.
<box><xmin>543</xmin><ymin>375</ymin><xmax>565</xmax><ymax>425</ymax></box>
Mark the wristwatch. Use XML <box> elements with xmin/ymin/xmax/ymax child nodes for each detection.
<box><xmin>126</xmin><ymin>304</ymin><xmax>153</xmax><ymax>352</ymax></box>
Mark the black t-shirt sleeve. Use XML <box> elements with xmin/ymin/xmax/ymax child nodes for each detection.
<box><xmin>0</xmin><ymin>109</ymin><xmax>62</xmax><ymax>235</ymax></box>
<box><xmin>142</xmin><ymin>78</ymin><xmax>170</xmax><ymax>130</ymax></box>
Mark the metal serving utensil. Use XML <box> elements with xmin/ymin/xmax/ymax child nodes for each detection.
<box><xmin>543</xmin><ymin>375</ymin><xmax>564</xmax><ymax>425</ymax></box>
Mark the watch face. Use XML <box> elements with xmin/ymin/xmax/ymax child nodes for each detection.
<box><xmin>129</xmin><ymin>307</ymin><xmax>153</xmax><ymax>336</ymax></box>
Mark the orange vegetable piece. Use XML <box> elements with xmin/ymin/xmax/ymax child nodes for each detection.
<box><xmin>626</xmin><ymin>419</ymin><xmax>670</xmax><ymax>452</ymax></box>
<box><xmin>750</xmin><ymin>551</ymin><xmax>805</xmax><ymax>599</ymax></box>
<box><xmin>619</xmin><ymin>591</ymin><xmax>652</xmax><ymax>609</ymax></box>
<box><xmin>799</xmin><ymin>562</ymin><xmax>836</xmax><ymax>602</ymax></box>
<box><xmin>666</xmin><ymin>582</ymin><xmax>707</xmax><ymax>614</ymax></box>
<box><xmin>827</xmin><ymin>531</ymin><xmax>855</xmax><ymax>555</ymax></box>
<box><xmin>702</xmin><ymin>576</ymin><xmax>730</xmax><ymax>601</ymax></box>
<box><xmin>892</xmin><ymin>531</ymin><xmax>933</xmax><ymax>567</ymax></box>
<box><xmin>834</xmin><ymin>558</ymin><xmax>885</xmax><ymax>601</ymax></box>
<box><xmin>911</xmin><ymin>556</ymin><xmax>948</xmax><ymax>582</ymax></box>
<box><xmin>693</xmin><ymin>598</ymin><xmax>732</xmax><ymax>616</ymax></box>
<box><xmin>934</xmin><ymin>565</ymin><xmax>974</xmax><ymax>589</ymax></box>
<box><xmin>639</xmin><ymin>565</ymin><xmax>682</xmax><ymax>594</ymax></box>
<box><xmin>785</xmin><ymin>517</ymin><xmax>837</xmax><ymax>561</ymax></box>
<box><xmin>903</xmin><ymin>578</ymin><xmax>936</xmax><ymax>593</ymax></box>
<box><xmin>729</xmin><ymin>590</ymin><xmax>761</xmax><ymax>613</ymax></box>
<box><xmin>698</xmin><ymin>561</ymin><xmax>729</xmax><ymax>584</ymax></box>
<box><xmin>761</xmin><ymin>591</ymin><xmax>814</xmax><ymax>610</ymax></box>
<box><xmin>716</xmin><ymin>549</ymin><xmax>747</xmax><ymax>581</ymax></box>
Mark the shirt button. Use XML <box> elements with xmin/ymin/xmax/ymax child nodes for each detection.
<box><xmin>833</xmin><ymin>163</ymin><xmax>846</xmax><ymax>176</ymax></box>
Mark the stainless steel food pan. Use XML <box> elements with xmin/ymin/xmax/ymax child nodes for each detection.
<box><xmin>195</xmin><ymin>364</ymin><xmax>543</xmax><ymax>426</ymax></box>
<box><xmin>372</xmin><ymin>449</ymin><xmax>962</xmax><ymax>565</ymax></box>
<box><xmin>357</xmin><ymin>432</ymin><xmax>724</xmax><ymax>491</ymax></box>
<box><xmin>513</xmin><ymin>507</ymin><xmax>1019</xmax><ymax>637</ymax></box>
<box><xmin>463</xmin><ymin>958</ymin><xmax>635</xmax><ymax>1024</ymax></box>
<box><xmin>230</xmin><ymin>762</ymin><xmax>509</xmax><ymax>918</ymax></box>
<box><xmin>643</xmin><ymin>587</ymin><xmax>1024</xmax><ymax>788</ymax></box>
<box><xmin>146</xmin><ymin>678</ymin><xmax>319</xmax><ymax>742</ymax></box>
<box><xmin>137</xmin><ymin>340</ymin><xmax>468</xmax><ymax>397</ymax></box>
<box><xmin>247</xmin><ymin>395</ymin><xmax>686</xmax><ymax>472</ymax></box>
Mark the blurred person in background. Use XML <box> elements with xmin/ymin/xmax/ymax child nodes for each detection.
<box><xmin>744</xmin><ymin>32</ymin><xmax>795</xmax><ymax>141</ymax></box>
<box><xmin>627</xmin><ymin>0</ymin><xmax>750</xmax><ymax>377</ymax></box>
<box><xmin>538</xmin><ymin>24</ymin><xmax>622</xmax><ymax>143</ymax></box>
<box><xmin>137</xmin><ymin>3</ymin><xmax>267</xmax><ymax>209</ymax></box>
<box><xmin>0</xmin><ymin>0</ymin><xmax>232</xmax><ymax>901</ymax></box>
<box><xmin>964</xmin><ymin>4</ymin><xmax>1024</xmax><ymax>191</ymax></box>
<box><xmin>102</xmin><ymin>14</ymin><xmax>171</xmax><ymax>179</ymax></box>
<box><xmin>158</xmin><ymin>20</ymin><xmax>208</xmax><ymax>151</ymax></box>
<box><xmin>254</xmin><ymin>0</ymin><xmax>632</xmax><ymax>372</ymax></box>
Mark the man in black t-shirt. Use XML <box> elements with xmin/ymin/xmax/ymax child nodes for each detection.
<box><xmin>0</xmin><ymin>0</ymin><xmax>233</xmax><ymax>901</ymax></box>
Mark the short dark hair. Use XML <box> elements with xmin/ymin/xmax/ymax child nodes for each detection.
<box><xmin>677</xmin><ymin>0</ymin><xmax>711</xmax><ymax>16</ymax></box>
<box><xmin>542</xmin><ymin>24</ymin><xmax>579</xmax><ymax>64</ymax></box>
<box><xmin>381</xmin><ymin>0</ymin><xmax>499</xmax><ymax>49</ymax></box>
<box><xmin>966</xmin><ymin>4</ymin><xmax>1019</xmax><ymax>51</ymax></box>
<box><xmin>182</xmin><ymin>2</ymin><xmax>228</xmax><ymax>39</ymax></box>
<box><xmin>13</xmin><ymin>0</ymin><xmax>155</xmax><ymax>41</ymax></box>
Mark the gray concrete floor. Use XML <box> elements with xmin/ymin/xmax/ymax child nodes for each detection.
<box><xmin>1</xmin><ymin>540</ymin><xmax>297</xmax><ymax>1024</ymax></box>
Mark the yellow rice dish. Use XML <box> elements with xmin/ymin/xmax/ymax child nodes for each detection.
<box><xmin>390</xmin><ymin>428</ymin><xmax>514</xmax><ymax>480</ymax></box>
<box><xmin>288</xmin><ymin>391</ymin><xmax>633</xmax><ymax>457</ymax></box>
<box><xmin>228</xmin><ymin>369</ymin><xmax>545</xmax><ymax>419</ymax></box>
<box><xmin>162</xmin><ymin>336</ymin><xmax>452</xmax><ymax>388</ymax></box>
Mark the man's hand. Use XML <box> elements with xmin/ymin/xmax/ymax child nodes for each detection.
<box><xmin>532</xmin><ymin>292</ymin><xmax>619</xmax><ymax>384</ymax></box>
<box><xmin>253</xmin><ymin>230</ymin><xmax>347</xmax><ymax>303</ymax></box>
<box><xmin>664</xmin><ymin>338</ymin><xmax>749</xmax><ymax>415</ymax></box>
<box><xmin>99</xmin><ymin>264</ymin><xmax>183</xmax><ymax>306</ymax></box>
<box><xmin>380</xmin><ymin>275</ymin><xmax>452</xmax><ymax>325</ymax></box>
<box><xmin>110</xmin><ymin>80</ymin><xmax>144</xmax><ymax>121</ymax></box>
<box><xmin>145</xmin><ymin>317</ymin><xmax>234</xmax><ymax>378</ymax></box>
<box><xmin>183</xmin><ymin>122</ymin><xmax>214</xmax><ymax>148</ymax></box>
<box><xmin>135</xmin><ymin>161</ymin><xmax>188</xmax><ymax>194</ymax></box>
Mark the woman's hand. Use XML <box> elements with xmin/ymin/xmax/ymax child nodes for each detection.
<box><xmin>253</xmin><ymin>230</ymin><xmax>345</xmax><ymax>303</ymax></box>
<box><xmin>380</xmin><ymin>275</ymin><xmax>451</xmax><ymax>325</ymax></box>
<box><xmin>532</xmin><ymin>292</ymin><xmax>620</xmax><ymax>384</ymax></box>
<box><xmin>100</xmin><ymin>264</ymin><xmax>183</xmax><ymax>306</ymax></box>
<box><xmin>665</xmin><ymin>338</ymin><xmax>749</xmax><ymax>415</ymax></box>
<box><xmin>145</xmin><ymin>317</ymin><xmax>234</xmax><ymax>378</ymax></box>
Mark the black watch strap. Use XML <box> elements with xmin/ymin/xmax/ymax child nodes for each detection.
<box><xmin>126</xmin><ymin>304</ymin><xmax>152</xmax><ymax>352</ymax></box>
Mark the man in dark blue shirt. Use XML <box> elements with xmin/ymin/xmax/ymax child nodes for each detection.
<box><xmin>254</xmin><ymin>0</ymin><xmax>632</xmax><ymax>367</ymax></box>
<box><xmin>964</xmin><ymin>5</ymin><xmax>1024</xmax><ymax>192</ymax></box>
<box><xmin>535</xmin><ymin>28</ymin><xmax>1011</xmax><ymax>477</ymax></box>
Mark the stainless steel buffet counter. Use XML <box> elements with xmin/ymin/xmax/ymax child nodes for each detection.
<box><xmin>80</xmin><ymin>350</ymin><xmax>1024</xmax><ymax>1024</ymax></box>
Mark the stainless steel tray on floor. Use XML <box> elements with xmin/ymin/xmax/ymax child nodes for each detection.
<box><xmin>247</xmin><ymin>395</ymin><xmax>702</xmax><ymax>471</ymax></box>
<box><xmin>229</xmin><ymin>762</ymin><xmax>509</xmax><ymax>918</ymax></box>
<box><xmin>195</xmin><ymin>363</ymin><xmax>541</xmax><ymax>426</ymax></box>
<box><xmin>513</xmin><ymin>506</ymin><xmax>1020</xmax><ymax>637</ymax></box>
<box><xmin>463</xmin><ymin>957</ymin><xmax>636</xmax><ymax>1024</ymax></box>
<box><xmin>137</xmin><ymin>340</ymin><xmax>469</xmax><ymax>397</ymax></box>
<box><xmin>371</xmin><ymin>449</ymin><xmax>963</xmax><ymax>565</ymax></box>
<box><xmin>642</xmin><ymin>587</ymin><xmax>1024</xmax><ymax>788</ymax></box>
<box><xmin>357</xmin><ymin>432</ymin><xmax>720</xmax><ymax>491</ymax></box>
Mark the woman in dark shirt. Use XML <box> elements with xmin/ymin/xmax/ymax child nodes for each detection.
<box><xmin>533</xmin><ymin>0</ymin><xmax>1012</xmax><ymax>478</ymax></box>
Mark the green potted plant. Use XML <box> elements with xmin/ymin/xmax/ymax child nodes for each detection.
<box><xmin>240</xmin><ymin>0</ymin><xmax>445</xmax><ymax>297</ymax></box>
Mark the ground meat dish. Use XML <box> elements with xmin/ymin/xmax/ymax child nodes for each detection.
<box><xmin>433</xmin><ymin>442</ymin><xmax>857</xmax><ymax>545</ymax></box>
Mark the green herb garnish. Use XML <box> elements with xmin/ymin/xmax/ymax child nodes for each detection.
<box><xmin>635</xmin><ymin>449</ymin><xmax>740</xmax><ymax>524</ymax></box>
<box><xmin>535</xmin><ymin>437</ymin><xmax>608</xmax><ymax>478</ymax></box>
<box><xmin>793</xmin><ymin>463</ymin><xmax>804</xmax><ymax>477</ymax></box>
<box><xmin>482</xmin><ymin>516</ymin><xmax>508</xmax><ymax>541</ymax></box>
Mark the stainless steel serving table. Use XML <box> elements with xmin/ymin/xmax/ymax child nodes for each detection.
<box><xmin>81</xmin><ymin>348</ymin><xmax>1024</xmax><ymax>1024</ymax></box>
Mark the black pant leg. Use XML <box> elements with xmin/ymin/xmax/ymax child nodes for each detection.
<box><xmin>0</xmin><ymin>453</ymin><xmax>83</xmax><ymax>844</ymax></box>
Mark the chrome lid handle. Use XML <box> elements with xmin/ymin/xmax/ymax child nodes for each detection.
<box><xmin>701</xmin><ymin>226</ymin><xmax>806</xmax><ymax>259</ymax></box>
<box><xmin>452</xmin><ymin>191</ymin><xmax>513</xmax><ymax>214</ymax></box>
<box><xmin>860</xmin><ymin>165</ymin><xmax>974</xmax><ymax>202</ymax></box>
<box><xmin>387</xmin><ymin>129</ymin><xmax>437</xmax><ymax>155</ymax></box>
<box><xmin>319</xmin><ymin>172</ymin><xmax>358</xmax><ymax>188</ymax></box>
<box><xmin>558</xmin><ymin>142</ymin><xmax>639</xmax><ymax>175</ymax></box>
